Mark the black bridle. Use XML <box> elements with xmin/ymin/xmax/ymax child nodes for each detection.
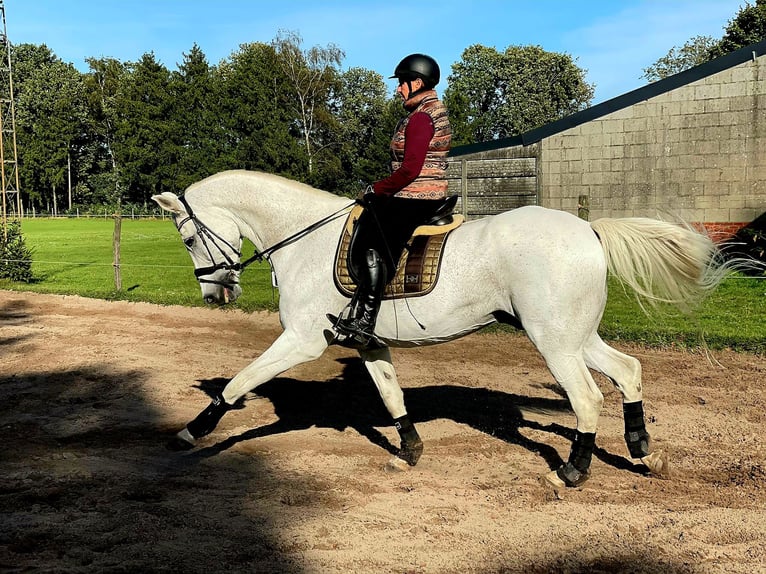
<box><xmin>176</xmin><ymin>195</ymin><xmax>355</xmax><ymax>288</ymax></box>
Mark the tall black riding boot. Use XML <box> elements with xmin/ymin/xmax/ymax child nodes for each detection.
<box><xmin>336</xmin><ymin>248</ymin><xmax>385</xmax><ymax>343</ymax></box>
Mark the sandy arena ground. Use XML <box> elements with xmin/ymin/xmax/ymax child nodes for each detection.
<box><xmin>0</xmin><ymin>291</ymin><xmax>764</xmax><ymax>573</ymax></box>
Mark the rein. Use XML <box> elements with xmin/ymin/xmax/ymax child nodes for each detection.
<box><xmin>237</xmin><ymin>201</ymin><xmax>356</xmax><ymax>270</ymax></box>
<box><xmin>177</xmin><ymin>195</ymin><xmax>355</xmax><ymax>284</ymax></box>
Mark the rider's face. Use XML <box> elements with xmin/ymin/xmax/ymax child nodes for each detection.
<box><xmin>396</xmin><ymin>77</ymin><xmax>423</xmax><ymax>100</ymax></box>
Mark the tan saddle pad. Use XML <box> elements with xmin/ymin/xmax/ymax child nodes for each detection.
<box><xmin>333</xmin><ymin>205</ymin><xmax>464</xmax><ymax>299</ymax></box>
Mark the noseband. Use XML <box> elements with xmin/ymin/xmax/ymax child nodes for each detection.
<box><xmin>176</xmin><ymin>196</ymin><xmax>244</xmax><ymax>289</ymax></box>
<box><xmin>176</xmin><ymin>195</ymin><xmax>356</xmax><ymax>289</ymax></box>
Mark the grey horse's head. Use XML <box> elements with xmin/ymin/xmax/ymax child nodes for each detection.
<box><xmin>152</xmin><ymin>191</ymin><xmax>244</xmax><ymax>305</ymax></box>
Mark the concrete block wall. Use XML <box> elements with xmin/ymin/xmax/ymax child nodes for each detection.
<box><xmin>539</xmin><ymin>53</ymin><xmax>766</xmax><ymax>236</ymax></box>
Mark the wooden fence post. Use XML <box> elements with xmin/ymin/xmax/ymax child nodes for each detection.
<box><xmin>113</xmin><ymin>215</ymin><xmax>122</xmax><ymax>291</ymax></box>
<box><xmin>461</xmin><ymin>159</ymin><xmax>468</xmax><ymax>219</ymax></box>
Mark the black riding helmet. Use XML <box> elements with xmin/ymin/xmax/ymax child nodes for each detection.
<box><xmin>390</xmin><ymin>53</ymin><xmax>440</xmax><ymax>92</ymax></box>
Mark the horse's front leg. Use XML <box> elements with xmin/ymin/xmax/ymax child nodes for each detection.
<box><xmin>168</xmin><ymin>329</ymin><xmax>327</xmax><ymax>450</ymax></box>
<box><xmin>360</xmin><ymin>346</ymin><xmax>423</xmax><ymax>471</ymax></box>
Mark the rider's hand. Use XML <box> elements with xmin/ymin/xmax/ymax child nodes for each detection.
<box><xmin>358</xmin><ymin>185</ymin><xmax>376</xmax><ymax>206</ymax></box>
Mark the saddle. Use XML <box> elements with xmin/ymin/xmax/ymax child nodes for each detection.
<box><xmin>333</xmin><ymin>196</ymin><xmax>463</xmax><ymax>299</ymax></box>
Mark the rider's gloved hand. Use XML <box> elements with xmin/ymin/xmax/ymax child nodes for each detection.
<box><xmin>357</xmin><ymin>185</ymin><xmax>376</xmax><ymax>206</ymax></box>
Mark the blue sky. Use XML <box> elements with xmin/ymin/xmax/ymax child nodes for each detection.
<box><xmin>6</xmin><ymin>0</ymin><xmax>745</xmax><ymax>104</ymax></box>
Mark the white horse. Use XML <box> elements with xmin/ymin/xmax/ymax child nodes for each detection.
<box><xmin>153</xmin><ymin>169</ymin><xmax>725</xmax><ymax>489</ymax></box>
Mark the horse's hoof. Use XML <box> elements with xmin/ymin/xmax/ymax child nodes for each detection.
<box><xmin>166</xmin><ymin>428</ymin><xmax>196</xmax><ymax>451</ymax></box>
<box><xmin>540</xmin><ymin>471</ymin><xmax>566</xmax><ymax>497</ymax></box>
<box><xmin>384</xmin><ymin>456</ymin><xmax>410</xmax><ymax>473</ymax></box>
<box><xmin>641</xmin><ymin>449</ymin><xmax>670</xmax><ymax>479</ymax></box>
<box><xmin>399</xmin><ymin>442</ymin><xmax>424</xmax><ymax>467</ymax></box>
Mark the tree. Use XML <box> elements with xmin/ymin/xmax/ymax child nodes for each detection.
<box><xmin>709</xmin><ymin>0</ymin><xmax>766</xmax><ymax>58</ymax></box>
<box><xmin>330</xmin><ymin>67</ymin><xmax>400</xmax><ymax>194</ymax></box>
<box><xmin>9</xmin><ymin>43</ymin><xmax>59</xmax><ymax>101</ymax></box>
<box><xmin>271</xmin><ymin>30</ymin><xmax>344</xmax><ymax>176</ymax></box>
<box><xmin>216</xmin><ymin>42</ymin><xmax>306</xmax><ymax>177</ymax></box>
<box><xmin>84</xmin><ymin>57</ymin><xmax>128</xmax><ymax>205</ymax></box>
<box><xmin>15</xmin><ymin>58</ymin><xmax>89</xmax><ymax>213</ymax></box>
<box><xmin>11</xmin><ymin>44</ymin><xmax>59</xmax><ymax>210</ymax></box>
<box><xmin>112</xmin><ymin>53</ymin><xmax>177</xmax><ymax>205</ymax></box>
<box><xmin>444</xmin><ymin>44</ymin><xmax>594</xmax><ymax>144</ymax></box>
<box><xmin>0</xmin><ymin>220</ymin><xmax>33</xmax><ymax>282</ymax></box>
<box><xmin>171</xmin><ymin>44</ymin><xmax>220</xmax><ymax>190</ymax></box>
<box><xmin>642</xmin><ymin>36</ymin><xmax>718</xmax><ymax>81</ymax></box>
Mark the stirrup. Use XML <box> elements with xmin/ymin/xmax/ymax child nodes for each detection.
<box><xmin>326</xmin><ymin>312</ymin><xmax>357</xmax><ymax>335</ymax></box>
<box><xmin>336</xmin><ymin>316</ymin><xmax>374</xmax><ymax>337</ymax></box>
<box><xmin>326</xmin><ymin>314</ymin><xmax>384</xmax><ymax>350</ymax></box>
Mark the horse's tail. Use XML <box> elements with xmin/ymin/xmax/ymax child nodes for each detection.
<box><xmin>590</xmin><ymin>217</ymin><xmax>728</xmax><ymax>313</ymax></box>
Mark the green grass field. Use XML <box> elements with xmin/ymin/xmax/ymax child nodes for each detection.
<box><xmin>2</xmin><ymin>217</ymin><xmax>764</xmax><ymax>353</ymax></box>
<box><xmin>3</xmin><ymin>217</ymin><xmax>278</xmax><ymax>311</ymax></box>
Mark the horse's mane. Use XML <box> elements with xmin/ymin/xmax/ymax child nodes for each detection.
<box><xmin>191</xmin><ymin>169</ymin><xmax>337</xmax><ymax>201</ymax></box>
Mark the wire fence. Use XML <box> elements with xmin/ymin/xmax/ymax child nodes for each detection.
<box><xmin>0</xmin><ymin>258</ymin><xmax>189</xmax><ymax>269</ymax></box>
<box><xmin>20</xmin><ymin>211</ymin><xmax>168</xmax><ymax>220</ymax></box>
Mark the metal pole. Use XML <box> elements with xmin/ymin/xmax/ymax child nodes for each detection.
<box><xmin>0</xmin><ymin>0</ymin><xmax>22</xmax><ymax>239</ymax></box>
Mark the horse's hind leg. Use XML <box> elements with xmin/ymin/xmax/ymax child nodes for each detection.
<box><xmin>583</xmin><ymin>335</ymin><xmax>669</xmax><ymax>478</ymax></box>
<box><xmin>360</xmin><ymin>346</ymin><xmax>423</xmax><ymax>471</ymax></box>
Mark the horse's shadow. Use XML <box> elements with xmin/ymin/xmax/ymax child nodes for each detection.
<box><xmin>0</xmin><ymin>298</ymin><xmax>34</xmax><ymax>350</ymax></box>
<box><xmin>192</xmin><ymin>357</ymin><xmax>642</xmax><ymax>475</ymax></box>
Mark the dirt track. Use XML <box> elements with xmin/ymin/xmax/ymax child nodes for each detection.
<box><xmin>1</xmin><ymin>291</ymin><xmax>764</xmax><ymax>574</ymax></box>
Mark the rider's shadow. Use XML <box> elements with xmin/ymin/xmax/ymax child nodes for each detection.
<box><xmin>192</xmin><ymin>357</ymin><xmax>640</xmax><ymax>474</ymax></box>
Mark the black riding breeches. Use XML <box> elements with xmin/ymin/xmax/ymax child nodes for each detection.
<box><xmin>349</xmin><ymin>196</ymin><xmax>443</xmax><ymax>284</ymax></box>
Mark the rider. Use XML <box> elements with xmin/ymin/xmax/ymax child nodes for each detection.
<box><xmin>334</xmin><ymin>53</ymin><xmax>452</xmax><ymax>346</ymax></box>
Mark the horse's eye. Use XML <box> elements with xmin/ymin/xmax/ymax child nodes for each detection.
<box><xmin>183</xmin><ymin>237</ymin><xmax>195</xmax><ymax>248</ymax></box>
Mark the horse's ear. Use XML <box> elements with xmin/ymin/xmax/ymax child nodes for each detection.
<box><xmin>152</xmin><ymin>192</ymin><xmax>185</xmax><ymax>215</ymax></box>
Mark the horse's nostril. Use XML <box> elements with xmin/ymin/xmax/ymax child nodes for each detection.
<box><xmin>204</xmin><ymin>296</ymin><xmax>216</xmax><ymax>305</ymax></box>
